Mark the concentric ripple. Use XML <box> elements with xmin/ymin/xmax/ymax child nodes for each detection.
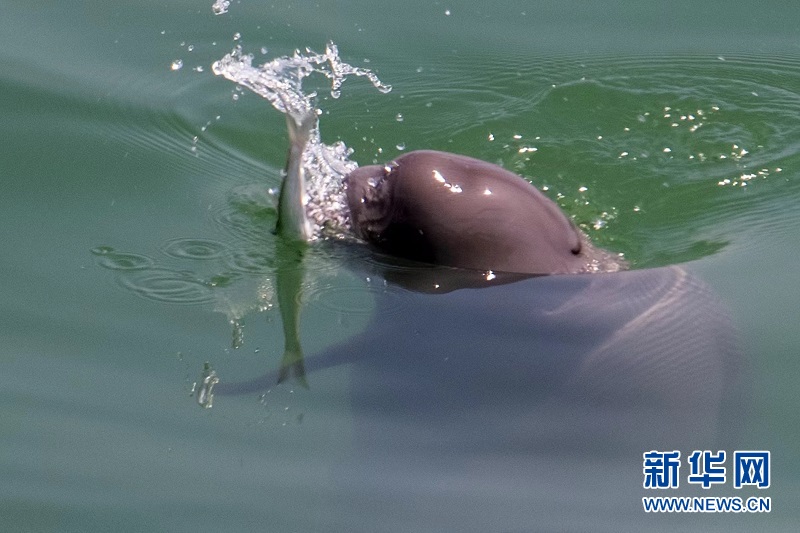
<box><xmin>300</xmin><ymin>279</ymin><xmax>406</xmax><ymax>317</ymax></box>
<box><xmin>223</xmin><ymin>249</ymin><xmax>275</xmax><ymax>274</ymax></box>
<box><xmin>209</xmin><ymin>184</ymin><xmax>279</xmax><ymax>246</ymax></box>
<box><xmin>161</xmin><ymin>238</ymin><xmax>228</xmax><ymax>260</ymax></box>
<box><xmin>92</xmin><ymin>247</ymin><xmax>155</xmax><ymax>271</ymax></box>
<box><xmin>118</xmin><ymin>268</ymin><xmax>215</xmax><ymax>305</ymax></box>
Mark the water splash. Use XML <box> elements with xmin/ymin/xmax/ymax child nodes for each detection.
<box><xmin>211</xmin><ymin>0</ymin><xmax>230</xmax><ymax>15</ymax></box>
<box><xmin>195</xmin><ymin>362</ymin><xmax>219</xmax><ymax>409</ymax></box>
<box><xmin>212</xmin><ymin>42</ymin><xmax>392</xmax><ymax>239</ymax></box>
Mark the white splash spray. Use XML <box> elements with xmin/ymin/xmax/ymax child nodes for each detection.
<box><xmin>212</xmin><ymin>42</ymin><xmax>392</xmax><ymax>239</ymax></box>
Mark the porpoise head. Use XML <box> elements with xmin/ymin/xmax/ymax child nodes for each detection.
<box><xmin>344</xmin><ymin>150</ymin><xmax>598</xmax><ymax>275</ymax></box>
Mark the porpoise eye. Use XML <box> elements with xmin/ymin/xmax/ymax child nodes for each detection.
<box><xmin>383</xmin><ymin>163</ymin><xmax>399</xmax><ymax>182</ymax></box>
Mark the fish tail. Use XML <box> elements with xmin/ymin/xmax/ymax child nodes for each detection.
<box><xmin>277</xmin><ymin>348</ymin><xmax>309</xmax><ymax>388</ymax></box>
<box><xmin>277</xmin><ymin>109</ymin><xmax>317</xmax><ymax>241</ymax></box>
<box><xmin>286</xmin><ymin>109</ymin><xmax>316</xmax><ymax>147</ymax></box>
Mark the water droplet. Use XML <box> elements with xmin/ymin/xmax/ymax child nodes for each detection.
<box><xmin>233</xmin><ymin>32</ymin><xmax>241</xmax><ymax>41</ymax></box>
<box><xmin>396</xmin><ymin>143</ymin><xmax>406</xmax><ymax>150</ymax></box>
<box><xmin>395</xmin><ymin>113</ymin><xmax>403</xmax><ymax>122</ymax></box>
<box><xmin>170</xmin><ymin>59</ymin><xmax>183</xmax><ymax>71</ymax></box>
<box><xmin>212</xmin><ymin>0</ymin><xmax>230</xmax><ymax>15</ymax></box>
<box><xmin>91</xmin><ymin>246</ymin><xmax>115</xmax><ymax>256</ymax></box>
<box><xmin>445</xmin><ymin>9</ymin><xmax>451</xmax><ymax>15</ymax></box>
<box><xmin>187</xmin><ymin>44</ymin><xmax>194</xmax><ymax>52</ymax></box>
<box><xmin>196</xmin><ymin>362</ymin><xmax>219</xmax><ymax>409</ymax></box>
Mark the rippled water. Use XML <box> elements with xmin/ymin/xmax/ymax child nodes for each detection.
<box><xmin>3</xmin><ymin>1</ymin><xmax>800</xmax><ymax>531</ymax></box>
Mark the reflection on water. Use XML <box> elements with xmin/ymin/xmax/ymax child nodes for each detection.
<box><xmin>219</xmin><ymin>261</ymin><xmax>744</xmax><ymax>450</ymax></box>
<box><xmin>202</xmin><ymin>256</ymin><xmax>748</xmax><ymax>530</ymax></box>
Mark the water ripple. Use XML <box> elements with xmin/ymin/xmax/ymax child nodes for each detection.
<box><xmin>223</xmin><ymin>249</ymin><xmax>275</xmax><ymax>274</ymax></box>
<box><xmin>118</xmin><ymin>268</ymin><xmax>215</xmax><ymax>305</ymax></box>
<box><xmin>413</xmin><ymin>53</ymin><xmax>800</xmax><ymax>266</ymax></box>
<box><xmin>92</xmin><ymin>247</ymin><xmax>155</xmax><ymax>271</ymax></box>
<box><xmin>208</xmin><ymin>184</ymin><xmax>278</xmax><ymax>245</ymax></box>
<box><xmin>300</xmin><ymin>278</ymin><xmax>406</xmax><ymax>317</ymax></box>
<box><xmin>161</xmin><ymin>238</ymin><xmax>228</xmax><ymax>260</ymax></box>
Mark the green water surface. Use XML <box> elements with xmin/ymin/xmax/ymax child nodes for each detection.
<box><xmin>2</xmin><ymin>1</ymin><xmax>799</xmax><ymax>531</ymax></box>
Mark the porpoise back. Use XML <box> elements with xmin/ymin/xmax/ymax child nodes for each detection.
<box><xmin>345</xmin><ymin>150</ymin><xmax>617</xmax><ymax>274</ymax></box>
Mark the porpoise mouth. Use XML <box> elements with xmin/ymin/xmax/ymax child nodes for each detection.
<box><xmin>344</xmin><ymin>164</ymin><xmax>394</xmax><ymax>234</ymax></box>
